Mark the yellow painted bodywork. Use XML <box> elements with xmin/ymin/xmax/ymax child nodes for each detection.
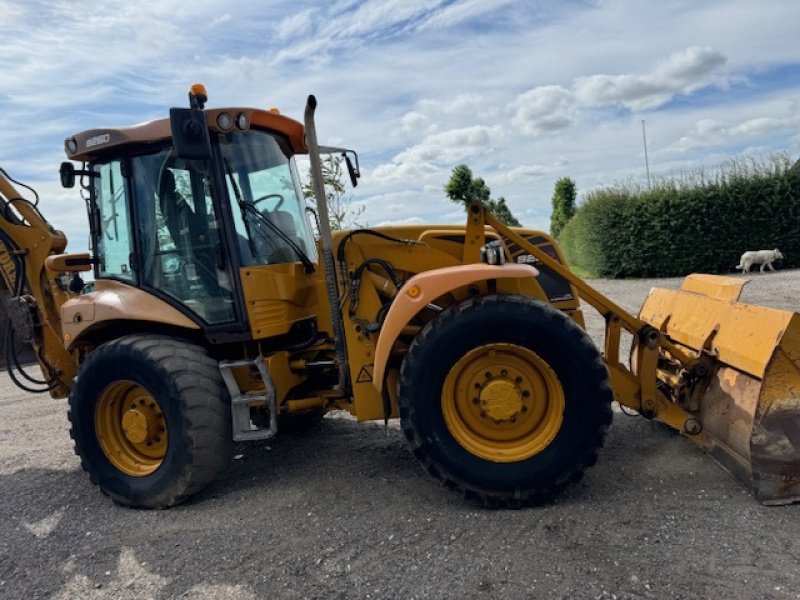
<box><xmin>373</xmin><ymin>262</ymin><xmax>539</xmax><ymax>393</ymax></box>
<box><xmin>3</xmin><ymin>92</ymin><xmax>797</xmax><ymax>507</ymax></box>
<box><xmin>0</xmin><ymin>172</ymin><xmax>75</xmax><ymax>397</ymax></box>
<box><xmin>639</xmin><ymin>274</ymin><xmax>800</xmax><ymax>504</ymax></box>
<box><xmin>239</xmin><ymin>262</ymin><xmax>318</xmax><ymax>339</ymax></box>
<box><xmin>62</xmin><ymin>279</ymin><xmax>199</xmax><ymax>348</ymax></box>
<box><xmin>328</xmin><ymin>223</ymin><xmax>571</xmax><ymax>421</ymax></box>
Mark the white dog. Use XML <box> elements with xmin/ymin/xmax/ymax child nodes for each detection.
<box><xmin>736</xmin><ymin>249</ymin><xmax>784</xmax><ymax>274</ymax></box>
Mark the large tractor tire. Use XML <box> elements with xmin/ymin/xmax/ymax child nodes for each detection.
<box><xmin>398</xmin><ymin>295</ymin><xmax>613</xmax><ymax>507</ymax></box>
<box><xmin>68</xmin><ymin>335</ymin><xmax>232</xmax><ymax>508</ymax></box>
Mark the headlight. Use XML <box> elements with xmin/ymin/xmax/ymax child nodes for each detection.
<box><xmin>480</xmin><ymin>240</ymin><xmax>506</xmax><ymax>265</ymax></box>
<box><xmin>236</xmin><ymin>112</ymin><xmax>249</xmax><ymax>130</ymax></box>
<box><xmin>217</xmin><ymin>112</ymin><xmax>234</xmax><ymax>131</ymax></box>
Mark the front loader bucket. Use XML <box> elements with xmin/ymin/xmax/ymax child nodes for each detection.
<box><xmin>640</xmin><ymin>274</ymin><xmax>800</xmax><ymax>505</ymax></box>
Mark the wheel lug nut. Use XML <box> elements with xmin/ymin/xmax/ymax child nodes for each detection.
<box><xmin>521</xmin><ymin>406</ymin><xmax>528</xmax><ymax>412</ymax></box>
<box><xmin>522</xmin><ymin>391</ymin><xmax>530</xmax><ymax>398</ymax></box>
<box><xmin>515</xmin><ymin>376</ymin><xmax>522</xmax><ymax>384</ymax></box>
<box><xmin>500</xmin><ymin>369</ymin><xmax>507</xmax><ymax>376</ymax></box>
<box><xmin>474</xmin><ymin>383</ymin><xmax>481</xmax><ymax>389</ymax></box>
<box><xmin>472</xmin><ymin>398</ymin><xmax>480</xmax><ymax>405</ymax></box>
<box><xmin>484</xmin><ymin>372</ymin><xmax>491</xmax><ymax>379</ymax></box>
<box><xmin>480</xmin><ymin>410</ymin><xmax>487</xmax><ymax>417</ymax></box>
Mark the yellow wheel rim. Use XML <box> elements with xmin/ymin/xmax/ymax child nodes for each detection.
<box><xmin>94</xmin><ymin>381</ymin><xmax>168</xmax><ymax>477</ymax></box>
<box><xmin>442</xmin><ymin>343</ymin><xmax>565</xmax><ymax>462</ymax></box>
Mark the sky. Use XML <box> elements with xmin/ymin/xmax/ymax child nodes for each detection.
<box><xmin>1</xmin><ymin>0</ymin><xmax>799</xmax><ymax>249</ymax></box>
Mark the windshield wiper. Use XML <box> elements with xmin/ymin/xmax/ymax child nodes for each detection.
<box><xmin>241</xmin><ymin>203</ymin><xmax>315</xmax><ymax>273</ymax></box>
<box><xmin>223</xmin><ymin>158</ymin><xmax>260</xmax><ymax>260</ymax></box>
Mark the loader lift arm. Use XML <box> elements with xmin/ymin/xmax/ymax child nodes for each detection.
<box><xmin>464</xmin><ymin>202</ymin><xmax>800</xmax><ymax>505</ymax></box>
<box><xmin>0</xmin><ymin>168</ymin><xmax>79</xmax><ymax>397</ymax></box>
<box><xmin>468</xmin><ymin>202</ymin><xmax>710</xmax><ymax>435</ymax></box>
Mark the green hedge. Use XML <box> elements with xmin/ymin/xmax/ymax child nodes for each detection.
<box><xmin>558</xmin><ymin>156</ymin><xmax>800</xmax><ymax>278</ymax></box>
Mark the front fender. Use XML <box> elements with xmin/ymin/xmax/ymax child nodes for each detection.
<box><xmin>372</xmin><ymin>263</ymin><xmax>538</xmax><ymax>393</ymax></box>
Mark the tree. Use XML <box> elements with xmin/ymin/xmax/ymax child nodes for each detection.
<box><xmin>486</xmin><ymin>197</ymin><xmax>522</xmax><ymax>227</ymax></box>
<box><xmin>550</xmin><ymin>177</ymin><xmax>577</xmax><ymax>238</ymax></box>
<box><xmin>303</xmin><ymin>155</ymin><xmax>365</xmax><ymax>231</ymax></box>
<box><xmin>444</xmin><ymin>164</ymin><xmax>521</xmax><ymax>227</ymax></box>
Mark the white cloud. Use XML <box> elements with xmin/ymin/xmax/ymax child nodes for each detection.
<box><xmin>418</xmin><ymin>93</ymin><xmax>486</xmax><ymax>115</ymax></box>
<box><xmin>495</xmin><ymin>161</ymin><xmax>566</xmax><ymax>184</ymax></box>
<box><xmin>1</xmin><ymin>0</ymin><xmax>799</xmax><ymax>240</ymax></box>
<box><xmin>574</xmin><ymin>46</ymin><xmax>728</xmax><ymax>110</ymax></box>
<box><xmin>375</xmin><ymin>216</ymin><xmax>426</xmax><ymax>226</ymax></box>
<box><xmin>511</xmin><ymin>85</ymin><xmax>576</xmax><ymax>135</ymax></box>
<box><xmin>730</xmin><ymin>117</ymin><xmax>787</xmax><ymax>137</ymax></box>
<box><xmin>336</xmin><ymin>0</ymin><xmax>443</xmax><ymax>37</ymax></box>
<box><xmin>209</xmin><ymin>13</ymin><xmax>232</xmax><ymax>29</ymax></box>
<box><xmin>417</xmin><ymin>0</ymin><xmax>515</xmax><ymax>30</ymax></box>
<box><xmin>370</xmin><ymin>160</ymin><xmax>441</xmax><ymax>184</ymax></box>
<box><xmin>275</xmin><ymin>9</ymin><xmax>315</xmax><ymax>40</ymax></box>
<box><xmin>372</xmin><ymin>125</ymin><xmax>505</xmax><ymax>184</ymax></box>
<box><xmin>669</xmin><ymin>100</ymin><xmax>800</xmax><ymax>152</ymax></box>
<box><xmin>401</xmin><ymin>111</ymin><xmax>428</xmax><ymax>132</ymax></box>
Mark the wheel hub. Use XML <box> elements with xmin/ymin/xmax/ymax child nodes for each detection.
<box><xmin>479</xmin><ymin>379</ymin><xmax>522</xmax><ymax>421</ymax></box>
<box><xmin>95</xmin><ymin>381</ymin><xmax>168</xmax><ymax>477</ymax></box>
<box><xmin>121</xmin><ymin>408</ymin><xmax>159</xmax><ymax>444</ymax></box>
<box><xmin>441</xmin><ymin>343</ymin><xmax>565</xmax><ymax>462</ymax></box>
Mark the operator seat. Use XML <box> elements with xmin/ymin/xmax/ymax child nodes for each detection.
<box><xmin>157</xmin><ymin>168</ymin><xmax>219</xmax><ymax>294</ymax></box>
<box><xmin>262</xmin><ymin>209</ymin><xmax>305</xmax><ymax>263</ymax></box>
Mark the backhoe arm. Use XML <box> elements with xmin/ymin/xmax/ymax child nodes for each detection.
<box><xmin>0</xmin><ymin>168</ymin><xmax>78</xmax><ymax>397</ymax></box>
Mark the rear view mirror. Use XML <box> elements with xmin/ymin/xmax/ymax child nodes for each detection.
<box><xmin>344</xmin><ymin>153</ymin><xmax>360</xmax><ymax>188</ymax></box>
<box><xmin>59</xmin><ymin>162</ymin><xmax>75</xmax><ymax>188</ymax></box>
<box><xmin>169</xmin><ymin>107</ymin><xmax>212</xmax><ymax>160</ymax></box>
<box><xmin>318</xmin><ymin>146</ymin><xmax>361</xmax><ymax>188</ymax></box>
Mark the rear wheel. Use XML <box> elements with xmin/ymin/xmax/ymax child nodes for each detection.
<box><xmin>398</xmin><ymin>295</ymin><xmax>613</xmax><ymax>507</ymax></box>
<box><xmin>69</xmin><ymin>335</ymin><xmax>232</xmax><ymax>508</ymax></box>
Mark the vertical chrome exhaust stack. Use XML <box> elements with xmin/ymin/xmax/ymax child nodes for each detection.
<box><xmin>304</xmin><ymin>95</ymin><xmax>350</xmax><ymax>393</ymax></box>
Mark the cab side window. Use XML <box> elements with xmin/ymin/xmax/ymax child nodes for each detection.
<box><xmin>94</xmin><ymin>160</ymin><xmax>135</xmax><ymax>282</ymax></box>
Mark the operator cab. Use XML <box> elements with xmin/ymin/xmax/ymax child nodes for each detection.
<box><xmin>61</xmin><ymin>99</ymin><xmax>317</xmax><ymax>333</ymax></box>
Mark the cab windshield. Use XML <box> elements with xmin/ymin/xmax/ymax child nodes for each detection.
<box><xmin>219</xmin><ymin>129</ymin><xmax>317</xmax><ymax>266</ymax></box>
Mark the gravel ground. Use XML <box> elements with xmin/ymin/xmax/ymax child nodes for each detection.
<box><xmin>1</xmin><ymin>270</ymin><xmax>799</xmax><ymax>599</ymax></box>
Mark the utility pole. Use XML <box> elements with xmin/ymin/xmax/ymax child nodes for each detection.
<box><xmin>641</xmin><ymin>119</ymin><xmax>651</xmax><ymax>190</ymax></box>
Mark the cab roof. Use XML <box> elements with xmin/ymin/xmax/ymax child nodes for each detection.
<box><xmin>64</xmin><ymin>107</ymin><xmax>306</xmax><ymax>162</ymax></box>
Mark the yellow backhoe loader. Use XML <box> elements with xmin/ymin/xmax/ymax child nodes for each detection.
<box><xmin>1</xmin><ymin>85</ymin><xmax>798</xmax><ymax>508</ymax></box>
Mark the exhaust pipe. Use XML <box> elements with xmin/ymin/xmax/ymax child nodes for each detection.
<box><xmin>304</xmin><ymin>95</ymin><xmax>350</xmax><ymax>393</ymax></box>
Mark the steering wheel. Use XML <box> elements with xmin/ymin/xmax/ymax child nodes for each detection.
<box><xmin>253</xmin><ymin>193</ymin><xmax>284</xmax><ymax>212</ymax></box>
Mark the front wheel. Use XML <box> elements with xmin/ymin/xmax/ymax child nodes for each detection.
<box><xmin>69</xmin><ymin>335</ymin><xmax>232</xmax><ymax>508</ymax></box>
<box><xmin>398</xmin><ymin>295</ymin><xmax>613</xmax><ymax>507</ymax></box>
